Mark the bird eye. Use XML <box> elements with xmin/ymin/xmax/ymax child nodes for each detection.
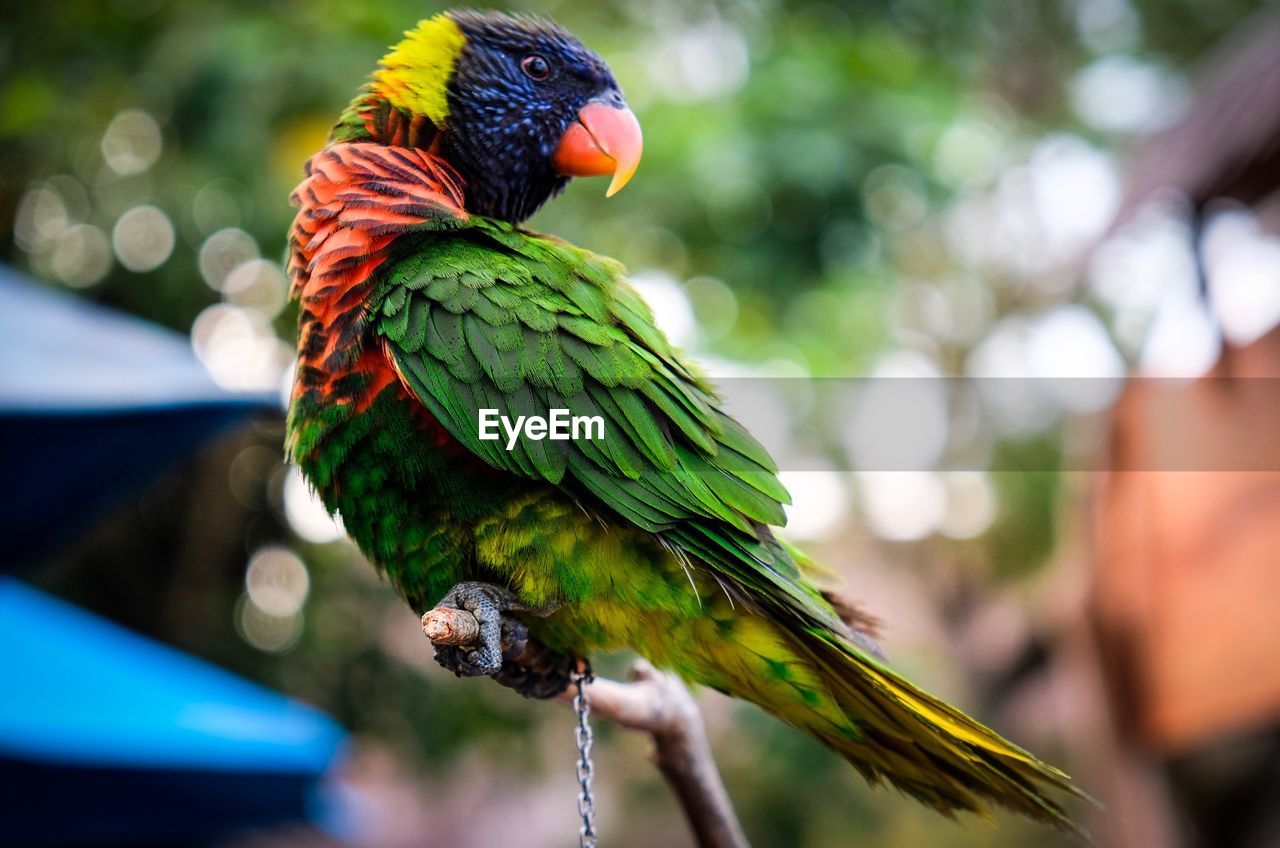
<box><xmin>521</xmin><ymin>54</ymin><xmax>551</xmax><ymax>81</ymax></box>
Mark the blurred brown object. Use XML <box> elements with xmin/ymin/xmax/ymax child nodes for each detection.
<box><xmin>1093</xmin><ymin>331</ymin><xmax>1280</xmax><ymax>755</ymax></box>
<box><xmin>1090</xmin><ymin>329</ymin><xmax>1280</xmax><ymax>848</ymax></box>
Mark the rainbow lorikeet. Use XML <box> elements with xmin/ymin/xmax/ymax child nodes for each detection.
<box><xmin>287</xmin><ymin>10</ymin><xmax>1083</xmax><ymax>831</ymax></box>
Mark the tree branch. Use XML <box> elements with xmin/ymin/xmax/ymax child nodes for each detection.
<box><xmin>422</xmin><ymin>606</ymin><xmax>749</xmax><ymax>848</ymax></box>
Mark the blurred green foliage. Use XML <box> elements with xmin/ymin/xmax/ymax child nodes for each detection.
<box><xmin>1</xmin><ymin>0</ymin><xmax>1266</xmax><ymax>845</ymax></box>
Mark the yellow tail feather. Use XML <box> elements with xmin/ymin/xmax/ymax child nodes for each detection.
<box><xmin>709</xmin><ymin>618</ymin><xmax>1092</xmax><ymax>836</ymax></box>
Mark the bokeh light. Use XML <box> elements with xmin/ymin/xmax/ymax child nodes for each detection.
<box><xmin>940</xmin><ymin>471</ymin><xmax>998</xmax><ymax>539</ymax></box>
<box><xmin>245</xmin><ymin>546</ymin><xmax>310</xmax><ymax>618</ymax></box>
<box><xmin>190</xmin><ymin>303</ymin><xmax>292</xmax><ymax>391</ymax></box>
<box><xmin>856</xmin><ymin>471</ymin><xmax>947</xmax><ymax>542</ymax></box>
<box><xmin>235</xmin><ymin>594</ymin><xmax>303</xmax><ymax>653</ymax></box>
<box><xmin>49</xmin><ymin>224</ymin><xmax>112</xmax><ymax>288</ymax></box>
<box><xmin>779</xmin><ymin>471</ymin><xmax>849</xmax><ymax>541</ymax></box>
<box><xmin>647</xmin><ymin>20</ymin><xmax>749</xmax><ymax>102</ymax></box>
<box><xmin>100</xmin><ymin>109</ymin><xmax>163</xmax><ymax>176</ymax></box>
<box><xmin>198</xmin><ymin>228</ymin><xmax>260</xmax><ymax>292</ymax></box>
<box><xmin>629</xmin><ymin>270</ymin><xmax>697</xmax><ymax>348</ymax></box>
<box><xmin>1071</xmin><ymin>55</ymin><xmax>1188</xmax><ymax>135</ymax></box>
<box><xmin>1027</xmin><ymin>305</ymin><xmax>1125</xmax><ymax>413</ymax></box>
<box><xmin>1203</xmin><ymin>208</ymin><xmax>1280</xmax><ymax>346</ymax></box>
<box><xmin>13</xmin><ymin>183</ymin><xmax>69</xmax><ymax>254</ymax></box>
<box><xmin>843</xmin><ymin>350</ymin><xmax>948</xmax><ymax>472</ymax></box>
<box><xmin>222</xmin><ymin>258</ymin><xmax>288</xmax><ymax>318</ymax></box>
<box><xmin>112</xmin><ymin>204</ymin><xmax>175</xmax><ymax>272</ymax></box>
<box><xmin>283</xmin><ymin>465</ymin><xmax>345</xmax><ymax>545</ymax></box>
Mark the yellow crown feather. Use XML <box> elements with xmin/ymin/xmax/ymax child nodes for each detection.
<box><xmin>374</xmin><ymin>14</ymin><xmax>466</xmax><ymax>126</ymax></box>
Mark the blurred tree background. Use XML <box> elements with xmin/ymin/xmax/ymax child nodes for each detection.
<box><xmin>1</xmin><ymin>0</ymin><xmax>1273</xmax><ymax>846</ymax></box>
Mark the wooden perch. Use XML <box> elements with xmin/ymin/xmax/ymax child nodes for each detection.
<box><xmin>422</xmin><ymin>606</ymin><xmax>749</xmax><ymax>848</ymax></box>
<box><xmin>421</xmin><ymin>605</ymin><xmax>481</xmax><ymax>644</ymax></box>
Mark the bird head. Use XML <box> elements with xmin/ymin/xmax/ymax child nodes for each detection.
<box><xmin>348</xmin><ymin>11</ymin><xmax>643</xmax><ymax>224</ymax></box>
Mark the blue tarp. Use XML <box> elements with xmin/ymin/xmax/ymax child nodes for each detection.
<box><xmin>0</xmin><ymin>577</ymin><xmax>347</xmax><ymax>845</ymax></box>
<box><xmin>0</xmin><ymin>268</ymin><xmax>350</xmax><ymax>844</ymax></box>
<box><xmin>0</xmin><ymin>267</ymin><xmax>281</xmax><ymax>566</ymax></box>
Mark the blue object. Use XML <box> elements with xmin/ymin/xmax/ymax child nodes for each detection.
<box><xmin>0</xmin><ymin>269</ymin><xmax>351</xmax><ymax>844</ymax></box>
<box><xmin>0</xmin><ymin>577</ymin><xmax>348</xmax><ymax>845</ymax></box>
<box><xmin>0</xmin><ymin>267</ymin><xmax>281</xmax><ymax>566</ymax></box>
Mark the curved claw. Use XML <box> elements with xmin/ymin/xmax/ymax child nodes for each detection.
<box><xmin>434</xmin><ymin>643</ymin><xmax>501</xmax><ymax>677</ymax></box>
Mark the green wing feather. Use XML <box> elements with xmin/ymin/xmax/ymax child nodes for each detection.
<box><xmin>375</xmin><ymin>219</ymin><xmax>837</xmax><ymax>626</ymax></box>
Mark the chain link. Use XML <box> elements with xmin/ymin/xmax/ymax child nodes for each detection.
<box><xmin>572</xmin><ymin>671</ymin><xmax>597</xmax><ymax>848</ymax></box>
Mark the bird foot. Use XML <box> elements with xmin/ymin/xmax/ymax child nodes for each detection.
<box><xmin>430</xmin><ymin>581</ymin><xmax>521</xmax><ymax>677</ymax></box>
<box><xmin>426</xmin><ymin>581</ymin><xmax>581</xmax><ymax>698</ymax></box>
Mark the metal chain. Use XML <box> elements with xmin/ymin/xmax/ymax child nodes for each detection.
<box><xmin>572</xmin><ymin>670</ymin><xmax>597</xmax><ymax>848</ymax></box>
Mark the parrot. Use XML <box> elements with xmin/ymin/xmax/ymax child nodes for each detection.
<box><xmin>286</xmin><ymin>9</ymin><xmax>1085</xmax><ymax>833</ymax></box>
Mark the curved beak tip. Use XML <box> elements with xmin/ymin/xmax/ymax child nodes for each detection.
<box><xmin>553</xmin><ymin>100</ymin><xmax>643</xmax><ymax>197</ymax></box>
<box><xmin>605</xmin><ymin>162</ymin><xmax>636</xmax><ymax>198</ymax></box>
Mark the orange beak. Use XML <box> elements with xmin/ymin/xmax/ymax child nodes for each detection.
<box><xmin>552</xmin><ymin>98</ymin><xmax>643</xmax><ymax>197</ymax></box>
